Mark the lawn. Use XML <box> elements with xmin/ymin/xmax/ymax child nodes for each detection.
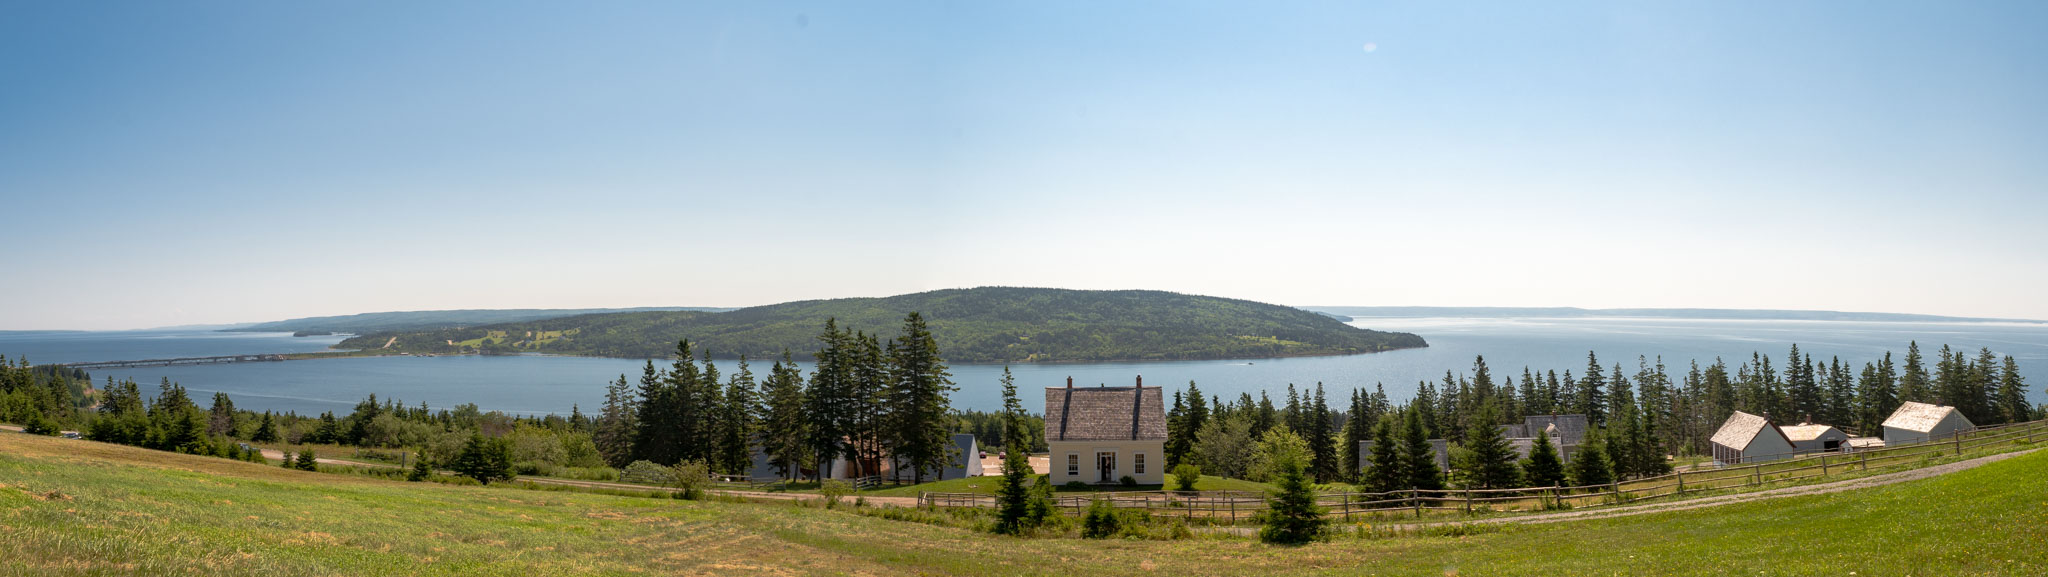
<box><xmin>2</xmin><ymin>432</ymin><xmax>2043</xmax><ymax>576</ymax></box>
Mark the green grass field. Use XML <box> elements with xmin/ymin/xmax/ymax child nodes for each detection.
<box><xmin>2</xmin><ymin>432</ymin><xmax>2043</xmax><ymax>576</ymax></box>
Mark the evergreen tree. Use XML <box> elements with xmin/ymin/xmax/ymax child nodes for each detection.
<box><xmin>1521</xmin><ymin>429</ymin><xmax>1566</xmax><ymax>488</ymax></box>
<box><xmin>633</xmin><ymin>349</ymin><xmax>685</xmax><ymax>465</ymax></box>
<box><xmin>886</xmin><ymin>312</ymin><xmax>956</xmax><ymax>483</ymax></box>
<box><xmin>1456</xmin><ymin>403</ymin><xmax>1521</xmax><ymax>489</ymax></box>
<box><xmin>1970</xmin><ymin>347</ymin><xmax>2000</xmax><ymax>424</ymax></box>
<box><xmin>1856</xmin><ymin>353</ymin><xmax>1899</xmax><ymax>435</ymax></box>
<box><xmin>1399</xmin><ymin>407</ymin><xmax>1442</xmax><ymax>492</ymax></box>
<box><xmin>407</xmin><ymin>453</ymin><xmax>432</xmax><ymax>482</ymax></box>
<box><xmin>250</xmin><ymin>411</ymin><xmax>280</xmax><ymax>443</ymax></box>
<box><xmin>1341</xmin><ymin>388</ymin><xmax>1370</xmax><ymax>482</ymax></box>
<box><xmin>804</xmin><ymin>321</ymin><xmax>853</xmax><ymax>481</ymax></box>
<box><xmin>453</xmin><ymin>433</ymin><xmax>514</xmax><ymax>484</ymax></box>
<box><xmin>1898</xmin><ymin>341</ymin><xmax>1931</xmax><ymax>403</ymax></box>
<box><xmin>1258</xmin><ymin>447</ymin><xmax>1326</xmax><ymax>545</ymax></box>
<box><xmin>1579</xmin><ymin>352</ymin><xmax>1608</xmax><ymax>425</ymax></box>
<box><xmin>1362</xmin><ymin>417</ymin><xmax>1405</xmax><ymax>493</ymax></box>
<box><xmin>596</xmin><ymin>373</ymin><xmax>639</xmax><ymax>467</ymax></box>
<box><xmin>992</xmin><ymin>367</ymin><xmax>1037</xmax><ymax>535</ymax></box>
<box><xmin>1306</xmin><ymin>383</ymin><xmax>1337</xmax><ymax>483</ymax></box>
<box><xmin>206</xmin><ymin>392</ymin><xmax>239</xmax><ymax>437</ymax></box>
<box><xmin>715</xmin><ymin>356</ymin><xmax>758</xmax><ymax>475</ymax></box>
<box><xmin>295</xmin><ymin>449</ymin><xmax>319</xmax><ymax>471</ymax></box>
<box><xmin>758</xmin><ymin>351</ymin><xmax>810</xmax><ymax>480</ymax></box>
<box><xmin>1997</xmin><ymin>356</ymin><xmax>2030</xmax><ymax>425</ymax></box>
<box><xmin>1251</xmin><ymin>392</ymin><xmax>1277</xmax><ymax>438</ymax></box>
<box><xmin>1521</xmin><ymin>367</ymin><xmax>1544</xmax><ymax>415</ymax></box>
<box><xmin>1825</xmin><ymin>357</ymin><xmax>1855</xmax><ymax>427</ymax></box>
<box><xmin>1567</xmin><ymin>430</ymin><xmax>1613</xmax><ymax>487</ymax></box>
<box><xmin>847</xmin><ymin>332</ymin><xmax>888</xmax><ymax>478</ymax></box>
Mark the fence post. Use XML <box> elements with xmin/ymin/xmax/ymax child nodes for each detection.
<box><xmin>1676</xmin><ymin>471</ymin><xmax>1685</xmax><ymax>495</ymax></box>
<box><xmin>1464</xmin><ymin>488</ymin><xmax>1472</xmax><ymax>514</ymax></box>
<box><xmin>1412</xmin><ymin>490</ymin><xmax>1422</xmax><ymax>518</ymax></box>
<box><xmin>1752</xmin><ymin>463</ymin><xmax>1761</xmax><ymax>486</ymax></box>
<box><xmin>1229</xmin><ymin>493</ymin><xmax>1236</xmax><ymax>523</ymax></box>
<box><xmin>1820</xmin><ymin>454</ymin><xmax>1828</xmax><ymax>477</ymax></box>
<box><xmin>1955</xmin><ymin>431</ymin><xmax>1963</xmax><ymax>455</ymax></box>
<box><xmin>1611</xmin><ymin>481</ymin><xmax>1622</xmax><ymax>504</ymax></box>
<box><xmin>1343</xmin><ymin>493</ymin><xmax>1352</xmax><ymax>522</ymax></box>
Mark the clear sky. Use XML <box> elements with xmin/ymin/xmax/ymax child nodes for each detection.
<box><xmin>3</xmin><ymin>1</ymin><xmax>2046</xmax><ymax>330</ymax></box>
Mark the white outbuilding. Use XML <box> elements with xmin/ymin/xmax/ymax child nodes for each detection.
<box><xmin>1046</xmin><ymin>376</ymin><xmax>1167</xmax><ymax>485</ymax></box>
<box><xmin>1710</xmin><ymin>411</ymin><xmax>1795</xmax><ymax>466</ymax></box>
<box><xmin>1881</xmin><ymin>402</ymin><xmax>1976</xmax><ymax>445</ymax></box>
<box><xmin>1780</xmin><ymin>424</ymin><xmax>1851</xmax><ymax>454</ymax></box>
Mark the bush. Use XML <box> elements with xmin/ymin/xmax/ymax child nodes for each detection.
<box><xmin>1119</xmin><ymin>475</ymin><xmax>1138</xmax><ymax>487</ymax></box>
<box><xmin>21</xmin><ymin>410</ymin><xmax>60</xmax><ymax>436</ymax></box>
<box><xmin>1081</xmin><ymin>498</ymin><xmax>1121</xmax><ymax>539</ymax></box>
<box><xmin>668</xmin><ymin>459</ymin><xmax>710</xmax><ymax>500</ymax></box>
<box><xmin>295</xmin><ymin>449</ymin><xmax>319</xmax><ymax>472</ymax></box>
<box><xmin>1062</xmin><ymin>481</ymin><xmax>1091</xmax><ymax>491</ymax></box>
<box><xmin>620</xmin><ymin>460</ymin><xmax>674</xmax><ymax>485</ymax></box>
<box><xmin>407</xmin><ymin>453</ymin><xmax>432</xmax><ymax>482</ymax></box>
<box><xmin>452</xmin><ymin>433</ymin><xmax>515</xmax><ymax>484</ymax></box>
<box><xmin>1171</xmin><ymin>464</ymin><xmax>1201</xmax><ymax>491</ymax></box>
<box><xmin>819</xmin><ymin>479</ymin><xmax>854</xmax><ymax>509</ymax></box>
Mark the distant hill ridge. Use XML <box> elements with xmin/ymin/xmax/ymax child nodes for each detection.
<box><xmin>334</xmin><ymin>287</ymin><xmax>1427</xmax><ymax>363</ymax></box>
<box><xmin>1301</xmin><ymin>306</ymin><xmax>2044</xmax><ymax>324</ymax></box>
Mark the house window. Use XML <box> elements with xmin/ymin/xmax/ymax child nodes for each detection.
<box><xmin>1134</xmin><ymin>452</ymin><xmax>1145</xmax><ymax>474</ymax></box>
<box><xmin>1067</xmin><ymin>453</ymin><xmax>1079</xmax><ymax>477</ymax></box>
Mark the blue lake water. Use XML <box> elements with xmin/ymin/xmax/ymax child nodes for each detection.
<box><xmin>4</xmin><ymin>317</ymin><xmax>2045</xmax><ymax>416</ymax></box>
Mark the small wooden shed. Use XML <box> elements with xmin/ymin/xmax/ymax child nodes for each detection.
<box><xmin>1779</xmin><ymin>424</ymin><xmax>1851</xmax><ymax>454</ymax></box>
<box><xmin>1881</xmin><ymin>402</ymin><xmax>1976</xmax><ymax>445</ymax></box>
<box><xmin>1710</xmin><ymin>411</ymin><xmax>1795</xmax><ymax>466</ymax></box>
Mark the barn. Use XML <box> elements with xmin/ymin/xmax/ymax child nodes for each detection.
<box><xmin>1710</xmin><ymin>411</ymin><xmax>1795</xmax><ymax>465</ymax></box>
<box><xmin>1881</xmin><ymin>402</ymin><xmax>1976</xmax><ymax>445</ymax></box>
<box><xmin>1779</xmin><ymin>423</ymin><xmax>1851</xmax><ymax>454</ymax></box>
<box><xmin>1046</xmin><ymin>376</ymin><xmax>1166</xmax><ymax>485</ymax></box>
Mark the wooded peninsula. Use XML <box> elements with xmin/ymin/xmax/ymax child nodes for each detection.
<box><xmin>332</xmin><ymin>288</ymin><xmax>1427</xmax><ymax>363</ymax></box>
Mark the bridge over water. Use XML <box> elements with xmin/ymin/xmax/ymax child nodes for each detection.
<box><xmin>61</xmin><ymin>354</ymin><xmax>289</xmax><ymax>370</ymax></box>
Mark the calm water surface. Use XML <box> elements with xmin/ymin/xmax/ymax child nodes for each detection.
<box><xmin>4</xmin><ymin>318</ymin><xmax>2044</xmax><ymax>416</ymax></box>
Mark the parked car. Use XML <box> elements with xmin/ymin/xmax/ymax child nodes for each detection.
<box><xmin>61</xmin><ymin>432</ymin><xmax>82</xmax><ymax>439</ymax></box>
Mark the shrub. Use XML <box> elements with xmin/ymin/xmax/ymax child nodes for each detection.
<box><xmin>819</xmin><ymin>479</ymin><xmax>853</xmax><ymax>509</ymax></box>
<box><xmin>1024</xmin><ymin>476</ymin><xmax>1057</xmax><ymax>528</ymax></box>
<box><xmin>452</xmin><ymin>433</ymin><xmax>515</xmax><ymax>484</ymax></box>
<box><xmin>1081</xmin><ymin>498</ymin><xmax>1121</xmax><ymax>539</ymax></box>
<box><xmin>1119</xmin><ymin>475</ymin><xmax>1138</xmax><ymax>487</ymax></box>
<box><xmin>279</xmin><ymin>451</ymin><xmax>294</xmax><ymax>469</ymax></box>
<box><xmin>620</xmin><ymin>460</ymin><xmax>675</xmax><ymax>485</ymax></box>
<box><xmin>407</xmin><ymin>453</ymin><xmax>432</xmax><ymax>482</ymax></box>
<box><xmin>1062</xmin><ymin>481</ymin><xmax>1090</xmax><ymax>491</ymax></box>
<box><xmin>21</xmin><ymin>409</ymin><xmax>60</xmax><ymax>436</ymax></box>
<box><xmin>1258</xmin><ymin>450</ymin><xmax>1326</xmax><ymax>545</ymax></box>
<box><xmin>1171</xmin><ymin>464</ymin><xmax>1201</xmax><ymax>491</ymax></box>
<box><xmin>668</xmin><ymin>459</ymin><xmax>710</xmax><ymax>500</ymax></box>
<box><xmin>295</xmin><ymin>449</ymin><xmax>319</xmax><ymax>472</ymax></box>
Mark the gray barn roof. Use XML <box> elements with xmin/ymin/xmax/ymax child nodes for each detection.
<box><xmin>1712</xmin><ymin>411</ymin><xmax>1789</xmax><ymax>450</ymax></box>
<box><xmin>1045</xmin><ymin>385</ymin><xmax>1167</xmax><ymax>442</ymax></box>
<box><xmin>1523</xmin><ymin>414</ymin><xmax>1588</xmax><ymax>447</ymax></box>
<box><xmin>1883</xmin><ymin>402</ymin><xmax>1970</xmax><ymax>433</ymax></box>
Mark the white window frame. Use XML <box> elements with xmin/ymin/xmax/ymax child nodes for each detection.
<box><xmin>1066</xmin><ymin>453</ymin><xmax>1079</xmax><ymax>477</ymax></box>
<box><xmin>1134</xmin><ymin>452</ymin><xmax>1145</xmax><ymax>475</ymax></box>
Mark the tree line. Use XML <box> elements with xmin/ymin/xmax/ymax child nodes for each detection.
<box><xmin>1163</xmin><ymin>343</ymin><xmax>2036</xmax><ymax>492</ymax></box>
<box><xmin>591</xmin><ymin>312</ymin><xmax>964</xmax><ymax>483</ymax></box>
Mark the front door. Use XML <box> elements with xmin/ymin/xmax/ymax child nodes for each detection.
<box><xmin>1097</xmin><ymin>452</ymin><xmax>1116</xmax><ymax>483</ymax></box>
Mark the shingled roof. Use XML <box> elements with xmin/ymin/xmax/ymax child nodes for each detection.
<box><xmin>1712</xmin><ymin>411</ymin><xmax>1787</xmax><ymax>450</ymax></box>
<box><xmin>1045</xmin><ymin>383</ymin><xmax>1167</xmax><ymax>442</ymax></box>
<box><xmin>1883</xmin><ymin>402</ymin><xmax>1968</xmax><ymax>433</ymax></box>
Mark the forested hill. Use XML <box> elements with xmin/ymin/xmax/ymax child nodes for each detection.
<box><xmin>334</xmin><ymin>288</ymin><xmax>1427</xmax><ymax>363</ymax></box>
<box><xmin>228</xmin><ymin>307</ymin><xmax>731</xmax><ymax>334</ymax></box>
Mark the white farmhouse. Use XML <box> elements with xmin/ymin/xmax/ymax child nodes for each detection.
<box><xmin>1710</xmin><ymin>411</ymin><xmax>1795</xmax><ymax>466</ymax></box>
<box><xmin>1046</xmin><ymin>376</ymin><xmax>1166</xmax><ymax>485</ymax></box>
<box><xmin>1881</xmin><ymin>402</ymin><xmax>1976</xmax><ymax>445</ymax></box>
<box><xmin>1780</xmin><ymin>423</ymin><xmax>1851</xmax><ymax>454</ymax></box>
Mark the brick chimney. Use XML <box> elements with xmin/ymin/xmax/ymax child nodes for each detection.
<box><xmin>1135</xmin><ymin>375</ymin><xmax>1143</xmax><ymax>388</ymax></box>
<box><xmin>1066</xmin><ymin>376</ymin><xmax>1073</xmax><ymax>389</ymax></box>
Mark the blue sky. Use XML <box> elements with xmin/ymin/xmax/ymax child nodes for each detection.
<box><xmin>3</xmin><ymin>1</ymin><xmax>2046</xmax><ymax>329</ymax></box>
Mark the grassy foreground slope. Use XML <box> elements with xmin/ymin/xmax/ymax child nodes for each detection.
<box><xmin>335</xmin><ymin>287</ymin><xmax>1428</xmax><ymax>362</ymax></box>
<box><xmin>1</xmin><ymin>433</ymin><xmax>2043</xmax><ymax>576</ymax></box>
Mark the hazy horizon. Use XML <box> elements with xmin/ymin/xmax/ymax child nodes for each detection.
<box><xmin>5</xmin><ymin>2</ymin><xmax>2046</xmax><ymax>330</ymax></box>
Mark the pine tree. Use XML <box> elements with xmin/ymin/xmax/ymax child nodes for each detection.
<box><xmin>1341</xmin><ymin>388</ymin><xmax>1370</xmax><ymax>482</ymax></box>
<box><xmin>453</xmin><ymin>433</ymin><xmax>513</xmax><ymax>484</ymax></box>
<box><xmin>1521</xmin><ymin>367</ymin><xmax>1544</xmax><ymax>415</ymax></box>
<box><xmin>1971</xmin><ymin>347</ymin><xmax>2000</xmax><ymax>424</ymax></box>
<box><xmin>715</xmin><ymin>356</ymin><xmax>758</xmax><ymax>475</ymax></box>
<box><xmin>804</xmin><ymin>321</ymin><xmax>853</xmax><ymax>481</ymax></box>
<box><xmin>759</xmin><ymin>351</ymin><xmax>810</xmax><ymax>481</ymax></box>
<box><xmin>1521</xmin><ymin>429</ymin><xmax>1566</xmax><ymax>488</ymax></box>
<box><xmin>407</xmin><ymin>453</ymin><xmax>432</xmax><ymax>482</ymax></box>
<box><xmin>295</xmin><ymin>449</ymin><xmax>319</xmax><ymax>472</ymax></box>
<box><xmin>1856</xmin><ymin>353</ymin><xmax>1899</xmax><ymax>435</ymax></box>
<box><xmin>886</xmin><ymin>312</ymin><xmax>956</xmax><ymax>484</ymax></box>
<box><xmin>992</xmin><ymin>367</ymin><xmax>1036</xmax><ymax>535</ymax></box>
<box><xmin>848</xmin><ymin>332</ymin><xmax>889</xmax><ymax>478</ymax></box>
<box><xmin>1251</xmin><ymin>392</ymin><xmax>1276</xmax><ymax>438</ymax></box>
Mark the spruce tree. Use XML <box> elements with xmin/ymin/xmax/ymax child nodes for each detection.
<box><xmin>1400</xmin><ymin>407</ymin><xmax>1442</xmax><ymax>492</ymax></box>
<box><xmin>251</xmin><ymin>411</ymin><xmax>280</xmax><ymax>443</ymax></box>
<box><xmin>1458</xmin><ymin>403</ymin><xmax>1521</xmax><ymax>489</ymax></box>
<box><xmin>1258</xmin><ymin>448</ymin><xmax>1326</xmax><ymax>545</ymax></box>
<box><xmin>1363</xmin><ymin>417</ymin><xmax>1405</xmax><ymax>493</ymax></box>
<box><xmin>1898</xmin><ymin>341</ymin><xmax>1931</xmax><ymax>403</ymax></box>
<box><xmin>295</xmin><ymin>449</ymin><xmax>319</xmax><ymax>471</ymax></box>
<box><xmin>1579</xmin><ymin>352</ymin><xmax>1607</xmax><ymax>425</ymax></box>
<box><xmin>1521</xmin><ymin>430</ymin><xmax>1566</xmax><ymax>488</ymax></box>
<box><xmin>1998</xmin><ymin>356</ymin><xmax>2030</xmax><ymax>424</ymax></box>
<box><xmin>596</xmin><ymin>373</ymin><xmax>639</xmax><ymax>468</ymax></box>
<box><xmin>1307</xmin><ymin>383</ymin><xmax>1337</xmax><ymax>483</ymax></box>
<box><xmin>804</xmin><ymin>321</ymin><xmax>853</xmax><ymax>481</ymax></box>
<box><xmin>715</xmin><ymin>356</ymin><xmax>758</xmax><ymax>475</ymax></box>
<box><xmin>759</xmin><ymin>351</ymin><xmax>810</xmax><ymax>480</ymax></box>
<box><xmin>407</xmin><ymin>453</ymin><xmax>432</xmax><ymax>482</ymax></box>
<box><xmin>992</xmin><ymin>367</ymin><xmax>1036</xmax><ymax>535</ymax></box>
<box><xmin>886</xmin><ymin>312</ymin><xmax>955</xmax><ymax>484</ymax></box>
<box><xmin>1567</xmin><ymin>431</ymin><xmax>1613</xmax><ymax>487</ymax></box>
<box><xmin>1341</xmin><ymin>388</ymin><xmax>1370</xmax><ymax>482</ymax></box>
